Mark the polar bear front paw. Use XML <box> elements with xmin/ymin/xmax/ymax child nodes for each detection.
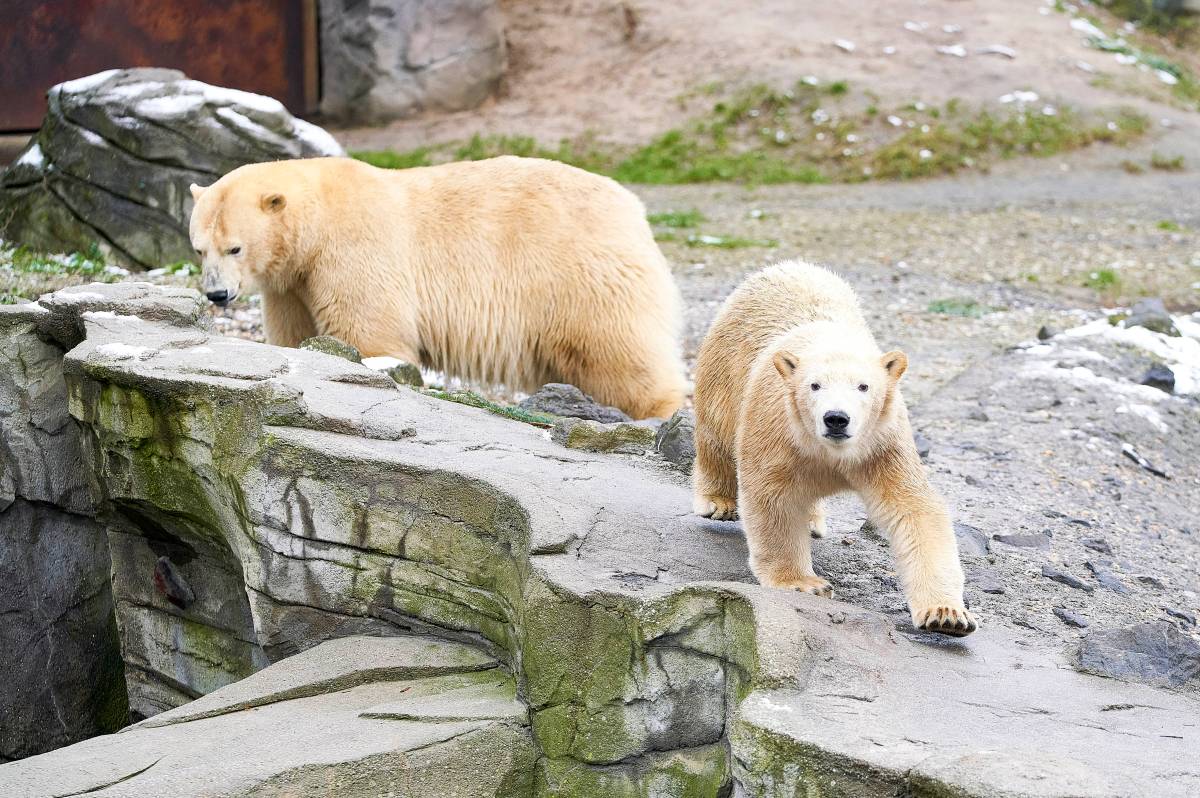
<box><xmin>913</xmin><ymin>605</ymin><xmax>978</xmax><ymax>637</ymax></box>
<box><xmin>695</xmin><ymin>495</ymin><xmax>738</xmax><ymax>521</ymax></box>
<box><xmin>776</xmin><ymin>575</ymin><xmax>834</xmax><ymax>598</ymax></box>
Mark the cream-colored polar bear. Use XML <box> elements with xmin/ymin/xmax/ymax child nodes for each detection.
<box><xmin>692</xmin><ymin>261</ymin><xmax>976</xmax><ymax>636</ymax></box>
<box><xmin>188</xmin><ymin>156</ymin><xmax>686</xmax><ymax>419</ymax></box>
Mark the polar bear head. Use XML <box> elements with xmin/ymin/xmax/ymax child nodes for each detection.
<box><xmin>188</xmin><ymin>167</ymin><xmax>293</xmax><ymax>306</ymax></box>
<box><xmin>772</xmin><ymin>338</ymin><xmax>907</xmax><ymax>458</ymax></box>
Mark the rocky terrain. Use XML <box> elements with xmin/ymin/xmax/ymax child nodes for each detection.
<box><xmin>0</xmin><ymin>266</ymin><xmax>1197</xmax><ymax>795</ymax></box>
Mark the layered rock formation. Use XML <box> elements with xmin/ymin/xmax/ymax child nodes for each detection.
<box><xmin>0</xmin><ymin>283</ymin><xmax>1197</xmax><ymax>796</ymax></box>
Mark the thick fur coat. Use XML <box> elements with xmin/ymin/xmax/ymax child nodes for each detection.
<box><xmin>189</xmin><ymin>156</ymin><xmax>686</xmax><ymax>419</ymax></box>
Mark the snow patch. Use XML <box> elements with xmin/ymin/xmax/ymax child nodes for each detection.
<box><xmin>1116</xmin><ymin>403</ymin><xmax>1168</xmax><ymax>433</ymax></box>
<box><xmin>1061</xmin><ymin>316</ymin><xmax>1200</xmax><ymax>396</ymax></box>
<box><xmin>291</xmin><ymin>118</ymin><xmax>344</xmax><ymax>156</ymax></box>
<box><xmin>16</xmin><ymin>143</ymin><xmax>44</xmax><ymax>169</ymax></box>
<box><xmin>135</xmin><ymin>94</ymin><xmax>205</xmax><ymax>118</ymax></box>
<box><xmin>216</xmin><ymin>107</ymin><xmax>279</xmax><ymax>141</ymax></box>
<box><xmin>57</xmin><ymin>70</ymin><xmax>120</xmax><ymax>95</ymax></box>
<box><xmin>96</xmin><ymin>343</ymin><xmax>151</xmax><ymax>360</ymax></box>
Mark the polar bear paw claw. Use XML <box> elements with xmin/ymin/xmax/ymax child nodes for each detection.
<box><xmin>915</xmin><ymin>606</ymin><xmax>977</xmax><ymax>637</ymax></box>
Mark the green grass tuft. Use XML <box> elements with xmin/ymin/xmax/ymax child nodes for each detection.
<box><xmin>684</xmin><ymin>233</ymin><xmax>777</xmax><ymax>249</ymax></box>
<box><xmin>421</xmin><ymin>388</ymin><xmax>557</xmax><ymax>427</ymax></box>
<box><xmin>647</xmin><ymin>209</ymin><xmax>706</xmax><ymax>228</ymax></box>
<box><xmin>350</xmin><ymin>148</ymin><xmax>433</xmax><ymax>169</ymax></box>
<box><xmin>1151</xmin><ymin>152</ymin><xmax>1185</xmax><ymax>171</ymax></box>
<box><xmin>1157</xmin><ymin>220</ymin><xmax>1182</xmax><ymax>231</ymax></box>
<box><xmin>927</xmin><ymin>298</ymin><xmax>988</xmax><ymax>318</ymax></box>
<box><xmin>1085</xmin><ymin>269</ymin><xmax>1121</xmax><ymax>290</ymax></box>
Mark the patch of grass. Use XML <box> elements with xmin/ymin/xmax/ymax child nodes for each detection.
<box><xmin>1120</xmin><ymin>159</ymin><xmax>1145</xmax><ymax>174</ymax></box>
<box><xmin>421</xmin><ymin>388</ymin><xmax>557</xmax><ymax>427</ymax></box>
<box><xmin>1157</xmin><ymin>219</ymin><xmax>1183</xmax><ymax>231</ymax></box>
<box><xmin>1085</xmin><ymin>269</ymin><xmax>1121</xmax><ymax>290</ymax></box>
<box><xmin>684</xmin><ymin>234</ymin><xmax>777</xmax><ymax>249</ymax></box>
<box><xmin>1098</xmin><ymin>0</ymin><xmax>1199</xmax><ymax>45</ymax></box>
<box><xmin>351</xmin><ymin>81</ymin><xmax>1150</xmax><ymax>185</ymax></box>
<box><xmin>927</xmin><ymin>298</ymin><xmax>988</xmax><ymax>318</ymax></box>
<box><xmin>1151</xmin><ymin>152</ymin><xmax>1185</xmax><ymax>171</ymax></box>
<box><xmin>653</xmin><ymin>231</ymin><xmax>679</xmax><ymax>243</ymax></box>
<box><xmin>350</xmin><ymin>148</ymin><xmax>433</xmax><ymax>169</ymax></box>
<box><xmin>1</xmin><ymin>241</ymin><xmax>122</xmax><ymax>303</ymax></box>
<box><xmin>647</xmin><ymin>209</ymin><xmax>706</xmax><ymax>228</ymax></box>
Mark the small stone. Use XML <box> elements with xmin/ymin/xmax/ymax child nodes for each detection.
<box><xmin>1140</xmin><ymin>364</ymin><xmax>1175</xmax><ymax>394</ymax></box>
<box><xmin>386</xmin><ymin>362</ymin><xmax>423</xmax><ymax>387</ymax></box>
<box><xmin>1081</xmin><ymin>538</ymin><xmax>1113</xmax><ymax>556</ymax></box>
<box><xmin>1041</xmin><ymin>565</ymin><xmax>1094</xmax><ymax>593</ymax></box>
<box><xmin>1086</xmin><ymin>560</ymin><xmax>1130</xmax><ymax>595</ymax></box>
<box><xmin>1124</xmin><ymin>298</ymin><xmax>1179</xmax><ymax>336</ymax></box>
<box><xmin>1137</xmin><ymin>575</ymin><xmax>1166</xmax><ymax>590</ymax></box>
<box><xmin>300</xmin><ymin>335</ymin><xmax>362</xmax><ymax>363</ymax></box>
<box><xmin>967</xmin><ymin>408</ymin><xmax>989</xmax><ymax>422</ymax></box>
<box><xmin>993</xmin><ymin>532</ymin><xmax>1051</xmax><ymax>550</ymax></box>
<box><xmin>1054</xmin><ymin>607</ymin><xmax>1089</xmax><ymax>628</ymax></box>
<box><xmin>1036</xmin><ymin>325</ymin><xmax>1059</xmax><ymax>340</ymax></box>
<box><xmin>518</xmin><ymin>383</ymin><xmax>630</xmax><ymax>423</ymax></box>
<box><xmin>551</xmin><ymin>417</ymin><xmax>655</xmax><ymax>454</ymax></box>
<box><xmin>954</xmin><ymin>522</ymin><xmax>990</xmax><ymax>556</ymax></box>
<box><xmin>654</xmin><ymin>410</ymin><xmax>695</xmax><ymax>472</ymax></box>
<box><xmin>1077</xmin><ymin>621</ymin><xmax>1200</xmax><ymax>688</ymax></box>
<box><xmin>913</xmin><ymin>432</ymin><xmax>931</xmax><ymax>460</ymax></box>
<box><xmin>1165</xmin><ymin>607</ymin><xmax>1196</xmax><ymax>627</ymax></box>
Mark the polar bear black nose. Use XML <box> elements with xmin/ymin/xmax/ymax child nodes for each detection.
<box><xmin>823</xmin><ymin>410</ymin><xmax>850</xmax><ymax>431</ymax></box>
<box><xmin>206</xmin><ymin>289</ymin><xmax>229</xmax><ymax>305</ymax></box>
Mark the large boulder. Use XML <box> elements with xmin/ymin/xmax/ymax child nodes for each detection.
<box><xmin>318</xmin><ymin>0</ymin><xmax>507</xmax><ymax>124</ymax></box>
<box><xmin>0</xmin><ymin>68</ymin><xmax>343</xmax><ymax>270</ymax></box>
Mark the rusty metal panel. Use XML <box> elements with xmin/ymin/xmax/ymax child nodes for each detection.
<box><xmin>0</xmin><ymin>0</ymin><xmax>317</xmax><ymax>132</ymax></box>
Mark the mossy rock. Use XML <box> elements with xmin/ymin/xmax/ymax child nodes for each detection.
<box><xmin>551</xmin><ymin>418</ymin><xmax>656</xmax><ymax>454</ymax></box>
<box><xmin>300</xmin><ymin>335</ymin><xmax>362</xmax><ymax>363</ymax></box>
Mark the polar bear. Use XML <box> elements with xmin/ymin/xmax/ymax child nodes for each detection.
<box><xmin>188</xmin><ymin>156</ymin><xmax>686</xmax><ymax>419</ymax></box>
<box><xmin>692</xmin><ymin>261</ymin><xmax>975</xmax><ymax>636</ymax></box>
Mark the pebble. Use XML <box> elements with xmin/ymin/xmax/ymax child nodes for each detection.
<box><xmin>1140</xmin><ymin>364</ymin><xmax>1175</xmax><ymax>394</ymax></box>
<box><xmin>954</xmin><ymin>522</ymin><xmax>990</xmax><ymax>556</ymax></box>
<box><xmin>1081</xmin><ymin>538</ymin><xmax>1113</xmax><ymax>556</ymax></box>
<box><xmin>1042</xmin><ymin>565</ymin><xmax>1094</xmax><ymax>593</ymax></box>
<box><xmin>1086</xmin><ymin>560</ymin><xmax>1130</xmax><ymax>595</ymax></box>
<box><xmin>1054</xmin><ymin>607</ymin><xmax>1089</xmax><ymax>628</ymax></box>
<box><xmin>994</xmin><ymin>532</ymin><xmax>1051</xmax><ymax>550</ymax></box>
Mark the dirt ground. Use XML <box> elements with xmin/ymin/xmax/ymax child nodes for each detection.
<box><xmin>335</xmin><ymin>0</ymin><xmax>1200</xmax><ymax>153</ymax></box>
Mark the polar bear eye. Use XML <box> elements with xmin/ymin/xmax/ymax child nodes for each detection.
<box><xmin>810</xmin><ymin>383</ymin><xmax>821</xmax><ymax>391</ymax></box>
<box><xmin>228</xmin><ymin>246</ymin><xmax>242</xmax><ymax>256</ymax></box>
<box><xmin>858</xmin><ymin>384</ymin><xmax>869</xmax><ymax>392</ymax></box>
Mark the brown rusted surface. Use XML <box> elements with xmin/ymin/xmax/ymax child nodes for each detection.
<box><xmin>0</xmin><ymin>0</ymin><xmax>316</xmax><ymax>131</ymax></box>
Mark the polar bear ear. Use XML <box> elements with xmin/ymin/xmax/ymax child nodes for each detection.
<box><xmin>189</xmin><ymin>183</ymin><xmax>207</xmax><ymax>200</ymax></box>
<box><xmin>773</xmin><ymin>350</ymin><xmax>798</xmax><ymax>379</ymax></box>
<box><xmin>881</xmin><ymin>350</ymin><xmax>908</xmax><ymax>382</ymax></box>
<box><xmin>260</xmin><ymin>193</ymin><xmax>287</xmax><ymax>213</ymax></box>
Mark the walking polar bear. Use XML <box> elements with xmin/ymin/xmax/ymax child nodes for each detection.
<box><xmin>188</xmin><ymin>156</ymin><xmax>686</xmax><ymax>419</ymax></box>
<box><xmin>692</xmin><ymin>261</ymin><xmax>975</xmax><ymax>636</ymax></box>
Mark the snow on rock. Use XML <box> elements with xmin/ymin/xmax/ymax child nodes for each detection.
<box><xmin>15</xmin><ymin>143</ymin><xmax>44</xmax><ymax>169</ymax></box>
<box><xmin>95</xmin><ymin>343</ymin><xmax>152</xmax><ymax>359</ymax></box>
<box><xmin>1062</xmin><ymin>316</ymin><xmax>1200</xmax><ymax>396</ymax></box>
<box><xmin>57</xmin><ymin>69</ymin><xmax>121</xmax><ymax>95</ymax></box>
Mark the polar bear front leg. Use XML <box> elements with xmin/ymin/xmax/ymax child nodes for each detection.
<box><xmin>693</xmin><ymin>431</ymin><xmax>739</xmax><ymax>520</ymax></box>
<box><xmin>861</xmin><ymin>454</ymin><xmax>977</xmax><ymax>637</ymax></box>
<box><xmin>261</xmin><ymin>288</ymin><xmax>318</xmax><ymax>348</ymax></box>
<box><xmin>739</xmin><ymin>478</ymin><xmax>832</xmax><ymax>597</ymax></box>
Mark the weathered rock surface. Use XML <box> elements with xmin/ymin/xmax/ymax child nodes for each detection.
<box><xmin>518</xmin><ymin>382</ymin><xmax>631</xmax><ymax>423</ymax></box>
<box><xmin>2</xmin><ymin>281</ymin><xmax>1199</xmax><ymax>795</ymax></box>
<box><xmin>0</xmin><ymin>69</ymin><xmax>343</xmax><ymax>269</ymax></box>
<box><xmin>1</xmin><ymin>636</ymin><xmax>534</xmax><ymax>797</ymax></box>
<box><xmin>0</xmin><ymin>304</ymin><xmax>126</xmax><ymax>761</ymax></box>
<box><xmin>655</xmin><ymin>408</ymin><xmax>696</xmax><ymax>471</ymax></box>
<box><xmin>1077</xmin><ymin>621</ymin><xmax>1200</xmax><ymax>688</ymax></box>
<box><xmin>318</xmin><ymin>0</ymin><xmax>506</xmax><ymax>124</ymax></box>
